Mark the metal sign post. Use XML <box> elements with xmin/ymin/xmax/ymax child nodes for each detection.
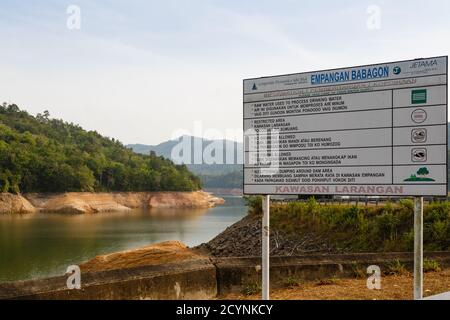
<box><xmin>262</xmin><ymin>195</ymin><xmax>270</xmax><ymax>300</ymax></box>
<box><xmin>414</xmin><ymin>196</ymin><xmax>423</xmax><ymax>300</ymax></box>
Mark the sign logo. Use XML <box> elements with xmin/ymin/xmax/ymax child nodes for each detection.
<box><xmin>410</xmin><ymin>59</ymin><xmax>438</xmax><ymax>69</ymax></box>
<box><xmin>252</xmin><ymin>83</ymin><xmax>258</xmax><ymax>91</ymax></box>
<box><xmin>393</xmin><ymin>66</ymin><xmax>401</xmax><ymax>75</ymax></box>
<box><xmin>411</xmin><ymin>128</ymin><xmax>427</xmax><ymax>143</ymax></box>
<box><xmin>404</xmin><ymin>167</ymin><xmax>435</xmax><ymax>182</ymax></box>
<box><xmin>411</xmin><ymin>148</ymin><xmax>427</xmax><ymax>162</ymax></box>
<box><xmin>411</xmin><ymin>109</ymin><xmax>427</xmax><ymax>123</ymax></box>
<box><xmin>411</xmin><ymin>89</ymin><xmax>427</xmax><ymax>104</ymax></box>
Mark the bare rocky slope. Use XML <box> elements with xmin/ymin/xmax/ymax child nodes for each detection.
<box><xmin>0</xmin><ymin>191</ymin><xmax>224</xmax><ymax>214</ymax></box>
<box><xmin>196</xmin><ymin>214</ymin><xmax>334</xmax><ymax>257</ymax></box>
<box><xmin>0</xmin><ymin>193</ymin><xmax>36</xmax><ymax>214</ymax></box>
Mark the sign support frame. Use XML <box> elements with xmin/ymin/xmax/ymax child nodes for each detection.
<box><xmin>413</xmin><ymin>196</ymin><xmax>423</xmax><ymax>300</ymax></box>
<box><xmin>262</xmin><ymin>195</ymin><xmax>270</xmax><ymax>300</ymax></box>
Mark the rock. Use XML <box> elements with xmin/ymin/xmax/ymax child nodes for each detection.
<box><xmin>147</xmin><ymin>191</ymin><xmax>225</xmax><ymax>208</ymax></box>
<box><xmin>1</xmin><ymin>191</ymin><xmax>224</xmax><ymax>214</ymax></box>
<box><xmin>0</xmin><ymin>193</ymin><xmax>36</xmax><ymax>214</ymax></box>
<box><xmin>26</xmin><ymin>193</ymin><xmax>132</xmax><ymax>214</ymax></box>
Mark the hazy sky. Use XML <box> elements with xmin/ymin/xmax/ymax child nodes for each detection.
<box><xmin>0</xmin><ymin>0</ymin><xmax>449</xmax><ymax>145</ymax></box>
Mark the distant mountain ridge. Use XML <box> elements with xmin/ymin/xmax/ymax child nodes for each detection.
<box><xmin>128</xmin><ymin>136</ymin><xmax>243</xmax><ymax>173</ymax></box>
<box><xmin>128</xmin><ymin>136</ymin><xmax>243</xmax><ymax>188</ymax></box>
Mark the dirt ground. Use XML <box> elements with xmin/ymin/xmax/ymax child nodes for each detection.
<box><xmin>221</xmin><ymin>269</ymin><xmax>450</xmax><ymax>300</ymax></box>
<box><xmin>80</xmin><ymin>241</ymin><xmax>206</xmax><ymax>272</ymax></box>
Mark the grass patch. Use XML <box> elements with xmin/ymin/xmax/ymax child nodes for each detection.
<box><xmin>241</xmin><ymin>282</ymin><xmax>261</xmax><ymax>296</ymax></box>
<box><xmin>386</xmin><ymin>259</ymin><xmax>409</xmax><ymax>275</ymax></box>
<box><xmin>245</xmin><ymin>197</ymin><xmax>450</xmax><ymax>253</ymax></box>
<box><xmin>423</xmin><ymin>259</ymin><xmax>441</xmax><ymax>273</ymax></box>
<box><xmin>282</xmin><ymin>276</ymin><xmax>303</xmax><ymax>288</ymax></box>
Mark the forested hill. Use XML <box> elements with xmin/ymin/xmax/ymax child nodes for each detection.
<box><xmin>0</xmin><ymin>103</ymin><xmax>201</xmax><ymax>193</ymax></box>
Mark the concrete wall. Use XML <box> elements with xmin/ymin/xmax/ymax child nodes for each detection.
<box><xmin>1</xmin><ymin>252</ymin><xmax>450</xmax><ymax>299</ymax></box>
<box><xmin>0</xmin><ymin>258</ymin><xmax>216</xmax><ymax>300</ymax></box>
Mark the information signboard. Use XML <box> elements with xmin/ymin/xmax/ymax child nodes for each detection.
<box><xmin>243</xmin><ymin>56</ymin><xmax>448</xmax><ymax>196</ymax></box>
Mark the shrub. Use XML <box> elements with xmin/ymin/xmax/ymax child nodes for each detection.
<box><xmin>241</xmin><ymin>282</ymin><xmax>261</xmax><ymax>296</ymax></box>
<box><xmin>423</xmin><ymin>259</ymin><xmax>441</xmax><ymax>273</ymax></box>
<box><xmin>245</xmin><ymin>200</ymin><xmax>450</xmax><ymax>252</ymax></box>
<box><xmin>398</xmin><ymin>199</ymin><xmax>414</xmax><ymax>211</ymax></box>
<box><xmin>350</xmin><ymin>262</ymin><xmax>366</xmax><ymax>279</ymax></box>
<box><xmin>386</xmin><ymin>259</ymin><xmax>408</xmax><ymax>275</ymax></box>
<box><xmin>283</xmin><ymin>276</ymin><xmax>303</xmax><ymax>288</ymax></box>
<box><xmin>244</xmin><ymin>196</ymin><xmax>263</xmax><ymax>216</ymax></box>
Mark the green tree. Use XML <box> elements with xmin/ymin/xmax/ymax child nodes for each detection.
<box><xmin>417</xmin><ymin>167</ymin><xmax>429</xmax><ymax>177</ymax></box>
<box><xmin>0</xmin><ymin>103</ymin><xmax>201</xmax><ymax>193</ymax></box>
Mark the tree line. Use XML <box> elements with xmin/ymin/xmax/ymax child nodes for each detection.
<box><xmin>0</xmin><ymin>103</ymin><xmax>201</xmax><ymax>193</ymax></box>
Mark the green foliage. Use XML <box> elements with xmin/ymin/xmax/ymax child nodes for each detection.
<box><xmin>385</xmin><ymin>259</ymin><xmax>408</xmax><ymax>275</ymax></box>
<box><xmin>241</xmin><ymin>282</ymin><xmax>261</xmax><ymax>296</ymax></box>
<box><xmin>398</xmin><ymin>199</ymin><xmax>414</xmax><ymax>211</ymax></box>
<box><xmin>247</xmin><ymin>199</ymin><xmax>450</xmax><ymax>252</ymax></box>
<box><xmin>282</xmin><ymin>276</ymin><xmax>303</xmax><ymax>288</ymax></box>
<box><xmin>0</xmin><ymin>103</ymin><xmax>202</xmax><ymax>193</ymax></box>
<box><xmin>244</xmin><ymin>196</ymin><xmax>263</xmax><ymax>215</ymax></box>
<box><xmin>423</xmin><ymin>258</ymin><xmax>441</xmax><ymax>273</ymax></box>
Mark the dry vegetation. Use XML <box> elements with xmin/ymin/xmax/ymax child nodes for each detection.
<box><xmin>222</xmin><ymin>268</ymin><xmax>450</xmax><ymax>300</ymax></box>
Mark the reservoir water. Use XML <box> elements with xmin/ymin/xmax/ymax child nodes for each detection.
<box><xmin>0</xmin><ymin>196</ymin><xmax>246</xmax><ymax>283</ymax></box>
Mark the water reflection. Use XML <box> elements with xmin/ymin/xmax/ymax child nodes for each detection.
<box><xmin>0</xmin><ymin>196</ymin><xmax>246</xmax><ymax>282</ymax></box>
<box><xmin>146</xmin><ymin>207</ymin><xmax>209</xmax><ymax>218</ymax></box>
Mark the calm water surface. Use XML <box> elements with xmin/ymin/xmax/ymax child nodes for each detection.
<box><xmin>0</xmin><ymin>196</ymin><xmax>246</xmax><ymax>282</ymax></box>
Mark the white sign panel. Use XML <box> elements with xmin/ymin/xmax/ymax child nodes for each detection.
<box><xmin>243</xmin><ymin>56</ymin><xmax>448</xmax><ymax>196</ymax></box>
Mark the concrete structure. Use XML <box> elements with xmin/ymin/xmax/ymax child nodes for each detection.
<box><xmin>1</xmin><ymin>252</ymin><xmax>449</xmax><ymax>300</ymax></box>
<box><xmin>423</xmin><ymin>291</ymin><xmax>450</xmax><ymax>300</ymax></box>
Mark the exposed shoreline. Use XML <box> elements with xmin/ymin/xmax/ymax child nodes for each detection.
<box><xmin>0</xmin><ymin>191</ymin><xmax>224</xmax><ymax>214</ymax></box>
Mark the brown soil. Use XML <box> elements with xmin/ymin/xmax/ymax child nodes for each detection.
<box><xmin>221</xmin><ymin>269</ymin><xmax>450</xmax><ymax>300</ymax></box>
<box><xmin>80</xmin><ymin>240</ymin><xmax>207</xmax><ymax>272</ymax></box>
